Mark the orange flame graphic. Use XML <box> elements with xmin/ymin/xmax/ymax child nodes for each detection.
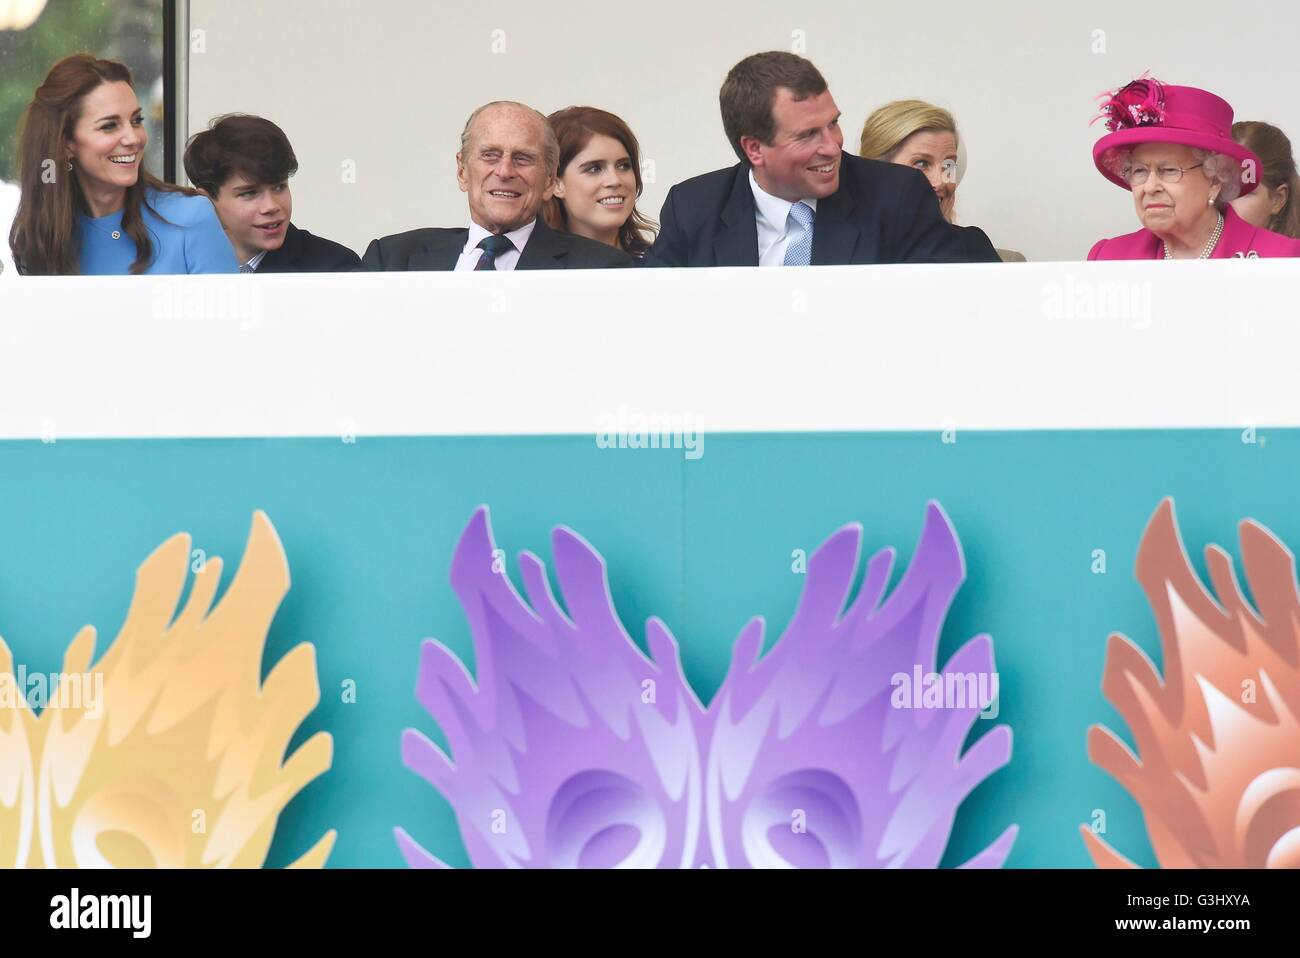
<box><xmin>1083</xmin><ymin>498</ymin><xmax>1300</xmax><ymax>868</ymax></box>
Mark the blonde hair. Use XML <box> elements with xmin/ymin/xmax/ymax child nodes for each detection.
<box><xmin>859</xmin><ymin>100</ymin><xmax>957</xmax><ymax>161</ymax></box>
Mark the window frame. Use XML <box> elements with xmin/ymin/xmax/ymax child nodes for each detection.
<box><xmin>162</xmin><ymin>0</ymin><xmax>187</xmax><ymax>183</ymax></box>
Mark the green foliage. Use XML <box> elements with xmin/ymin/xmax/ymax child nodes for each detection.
<box><xmin>0</xmin><ymin>0</ymin><xmax>164</xmax><ymax>183</ymax></box>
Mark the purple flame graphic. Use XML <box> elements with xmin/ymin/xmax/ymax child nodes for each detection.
<box><xmin>398</xmin><ymin>502</ymin><xmax>1017</xmax><ymax>868</ymax></box>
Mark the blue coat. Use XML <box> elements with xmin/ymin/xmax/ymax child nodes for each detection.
<box><xmin>76</xmin><ymin>189</ymin><xmax>239</xmax><ymax>274</ymax></box>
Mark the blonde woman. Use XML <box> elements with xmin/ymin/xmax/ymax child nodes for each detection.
<box><xmin>860</xmin><ymin>99</ymin><xmax>1024</xmax><ymax>261</ymax></box>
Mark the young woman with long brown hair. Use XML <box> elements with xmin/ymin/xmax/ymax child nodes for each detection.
<box><xmin>9</xmin><ymin>54</ymin><xmax>237</xmax><ymax>275</ymax></box>
<box><xmin>543</xmin><ymin>107</ymin><xmax>657</xmax><ymax>259</ymax></box>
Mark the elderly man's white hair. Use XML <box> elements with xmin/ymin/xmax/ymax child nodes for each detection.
<box><xmin>458</xmin><ymin>101</ymin><xmax>559</xmax><ymax>177</ymax></box>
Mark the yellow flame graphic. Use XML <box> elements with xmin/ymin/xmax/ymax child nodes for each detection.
<box><xmin>0</xmin><ymin>512</ymin><xmax>334</xmax><ymax>868</ymax></box>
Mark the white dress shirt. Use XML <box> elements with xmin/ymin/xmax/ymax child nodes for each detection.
<box><xmin>749</xmin><ymin>169</ymin><xmax>818</xmax><ymax>267</ymax></box>
<box><xmin>454</xmin><ymin>219</ymin><xmax>537</xmax><ymax>271</ymax></box>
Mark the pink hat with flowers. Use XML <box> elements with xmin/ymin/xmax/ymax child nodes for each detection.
<box><xmin>1091</xmin><ymin>76</ymin><xmax>1260</xmax><ymax>194</ymax></box>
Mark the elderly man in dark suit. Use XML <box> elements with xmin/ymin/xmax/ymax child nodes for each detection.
<box><xmin>646</xmin><ymin>53</ymin><xmax>998</xmax><ymax>267</ymax></box>
<box><xmin>364</xmin><ymin>101</ymin><xmax>631</xmax><ymax>270</ymax></box>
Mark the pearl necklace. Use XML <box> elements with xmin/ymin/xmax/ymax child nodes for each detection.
<box><xmin>1162</xmin><ymin>212</ymin><xmax>1224</xmax><ymax>260</ymax></box>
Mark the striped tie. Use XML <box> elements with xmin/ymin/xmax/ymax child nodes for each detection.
<box><xmin>782</xmin><ymin>201</ymin><xmax>814</xmax><ymax>266</ymax></box>
<box><xmin>239</xmin><ymin>263</ymin><xmax>255</xmax><ymax>274</ymax></box>
<box><xmin>475</xmin><ymin>234</ymin><xmax>516</xmax><ymax>271</ymax></box>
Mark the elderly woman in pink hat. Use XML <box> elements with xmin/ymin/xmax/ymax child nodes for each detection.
<box><xmin>1088</xmin><ymin>77</ymin><xmax>1300</xmax><ymax>259</ymax></box>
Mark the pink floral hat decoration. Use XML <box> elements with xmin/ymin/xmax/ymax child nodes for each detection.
<box><xmin>1091</xmin><ymin>76</ymin><xmax>1260</xmax><ymax>194</ymax></box>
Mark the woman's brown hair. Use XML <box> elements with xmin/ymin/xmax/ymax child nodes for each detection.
<box><xmin>9</xmin><ymin>53</ymin><xmax>193</xmax><ymax>275</ymax></box>
<box><xmin>1233</xmin><ymin>120</ymin><xmax>1300</xmax><ymax>239</ymax></box>
<box><xmin>543</xmin><ymin>106</ymin><xmax>657</xmax><ymax>257</ymax></box>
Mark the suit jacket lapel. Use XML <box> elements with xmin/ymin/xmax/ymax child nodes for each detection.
<box><xmin>271</xmin><ymin>223</ymin><xmax>303</xmax><ymax>269</ymax></box>
<box><xmin>812</xmin><ymin>155</ymin><xmax>860</xmax><ymax>265</ymax></box>
<box><xmin>715</xmin><ymin>167</ymin><xmax>761</xmax><ymax>266</ymax></box>
<box><xmin>410</xmin><ymin>230</ymin><xmax>465</xmax><ymax>270</ymax></box>
<box><xmin>257</xmin><ymin>224</ymin><xmax>295</xmax><ymax>272</ymax></box>
<box><xmin>517</xmin><ymin>218</ymin><xmax>569</xmax><ymax>269</ymax></box>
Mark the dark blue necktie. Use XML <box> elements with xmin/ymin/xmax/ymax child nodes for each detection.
<box><xmin>475</xmin><ymin>233</ymin><xmax>516</xmax><ymax>271</ymax></box>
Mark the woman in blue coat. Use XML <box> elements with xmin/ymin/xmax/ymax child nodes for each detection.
<box><xmin>9</xmin><ymin>54</ymin><xmax>237</xmax><ymax>276</ymax></box>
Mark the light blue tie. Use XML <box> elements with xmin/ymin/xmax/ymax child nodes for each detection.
<box><xmin>782</xmin><ymin>201</ymin><xmax>814</xmax><ymax>266</ymax></box>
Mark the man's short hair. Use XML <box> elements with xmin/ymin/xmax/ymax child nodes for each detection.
<box><xmin>184</xmin><ymin>114</ymin><xmax>298</xmax><ymax>195</ymax></box>
<box><xmin>719</xmin><ymin>52</ymin><xmax>828</xmax><ymax>165</ymax></box>
<box><xmin>459</xmin><ymin>101</ymin><xmax>559</xmax><ymax>177</ymax></box>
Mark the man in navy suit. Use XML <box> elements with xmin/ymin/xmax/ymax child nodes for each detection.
<box><xmin>646</xmin><ymin>52</ymin><xmax>997</xmax><ymax>267</ymax></box>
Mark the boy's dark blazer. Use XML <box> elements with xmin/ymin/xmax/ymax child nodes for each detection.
<box><xmin>258</xmin><ymin>223</ymin><xmax>362</xmax><ymax>272</ymax></box>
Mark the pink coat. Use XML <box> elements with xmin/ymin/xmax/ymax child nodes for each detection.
<box><xmin>1088</xmin><ymin>205</ymin><xmax>1300</xmax><ymax>259</ymax></box>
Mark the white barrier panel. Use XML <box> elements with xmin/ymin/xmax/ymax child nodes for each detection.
<box><xmin>0</xmin><ymin>260</ymin><xmax>1295</xmax><ymax>439</ymax></box>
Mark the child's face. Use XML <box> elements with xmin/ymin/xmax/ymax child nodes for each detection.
<box><xmin>210</xmin><ymin>175</ymin><xmax>293</xmax><ymax>263</ymax></box>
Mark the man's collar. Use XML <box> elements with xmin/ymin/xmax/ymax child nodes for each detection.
<box><xmin>748</xmin><ymin>169</ymin><xmax>818</xmax><ymax>230</ymax></box>
<box><xmin>465</xmin><ymin>217</ymin><xmax>537</xmax><ymax>253</ymax></box>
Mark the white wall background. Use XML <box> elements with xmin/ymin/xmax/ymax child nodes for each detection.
<box><xmin>186</xmin><ymin>0</ymin><xmax>1300</xmax><ymax>263</ymax></box>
